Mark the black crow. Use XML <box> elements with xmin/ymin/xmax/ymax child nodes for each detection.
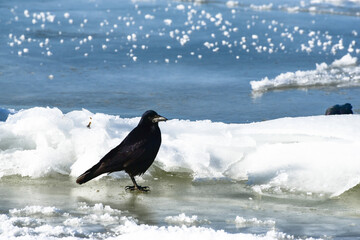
<box><xmin>325</xmin><ymin>103</ymin><xmax>353</xmax><ymax>115</ymax></box>
<box><xmin>76</xmin><ymin>110</ymin><xmax>167</xmax><ymax>192</ymax></box>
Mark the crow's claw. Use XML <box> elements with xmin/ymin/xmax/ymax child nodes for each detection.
<box><xmin>125</xmin><ymin>185</ymin><xmax>150</xmax><ymax>192</ymax></box>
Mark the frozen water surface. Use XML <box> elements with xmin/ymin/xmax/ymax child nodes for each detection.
<box><xmin>1</xmin><ymin>0</ymin><xmax>360</xmax><ymax>239</ymax></box>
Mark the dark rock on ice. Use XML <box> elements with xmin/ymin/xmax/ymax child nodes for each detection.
<box><xmin>325</xmin><ymin>103</ymin><xmax>353</xmax><ymax>115</ymax></box>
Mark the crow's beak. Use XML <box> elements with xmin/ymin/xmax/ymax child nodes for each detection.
<box><xmin>152</xmin><ymin>115</ymin><xmax>168</xmax><ymax>123</ymax></box>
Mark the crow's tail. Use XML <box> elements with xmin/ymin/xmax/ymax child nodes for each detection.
<box><xmin>76</xmin><ymin>162</ymin><xmax>103</xmax><ymax>184</ymax></box>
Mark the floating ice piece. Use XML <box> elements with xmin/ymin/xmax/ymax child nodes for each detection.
<box><xmin>24</xmin><ymin>10</ymin><xmax>30</xmax><ymax>18</ymax></box>
<box><xmin>235</xmin><ymin>216</ymin><xmax>275</xmax><ymax>228</ymax></box>
<box><xmin>145</xmin><ymin>14</ymin><xmax>155</xmax><ymax>20</ymax></box>
<box><xmin>250</xmin><ymin>54</ymin><xmax>359</xmax><ymax>91</ymax></box>
<box><xmin>176</xmin><ymin>4</ymin><xmax>185</xmax><ymax>10</ymax></box>
<box><xmin>226</xmin><ymin>1</ymin><xmax>238</xmax><ymax>8</ymax></box>
<box><xmin>179</xmin><ymin>35</ymin><xmax>190</xmax><ymax>46</ymax></box>
<box><xmin>9</xmin><ymin>206</ymin><xmax>59</xmax><ymax>217</ymax></box>
<box><xmin>331</xmin><ymin>53</ymin><xmax>357</xmax><ymax>67</ymax></box>
<box><xmin>164</xmin><ymin>19</ymin><xmax>172</xmax><ymax>26</ymax></box>
<box><xmin>165</xmin><ymin>213</ymin><xmax>199</xmax><ymax>226</ymax></box>
<box><xmin>46</xmin><ymin>13</ymin><xmax>55</xmax><ymax>23</ymax></box>
<box><xmin>250</xmin><ymin>3</ymin><xmax>273</xmax><ymax>11</ymax></box>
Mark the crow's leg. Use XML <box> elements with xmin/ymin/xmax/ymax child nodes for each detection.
<box><xmin>125</xmin><ymin>175</ymin><xmax>150</xmax><ymax>192</ymax></box>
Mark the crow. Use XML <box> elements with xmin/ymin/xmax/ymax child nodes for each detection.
<box><xmin>76</xmin><ymin>110</ymin><xmax>167</xmax><ymax>192</ymax></box>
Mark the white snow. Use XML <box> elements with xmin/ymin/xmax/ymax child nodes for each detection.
<box><xmin>0</xmin><ymin>107</ymin><xmax>360</xmax><ymax>196</ymax></box>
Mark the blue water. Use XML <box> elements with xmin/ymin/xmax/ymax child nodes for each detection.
<box><xmin>1</xmin><ymin>0</ymin><xmax>360</xmax><ymax>123</ymax></box>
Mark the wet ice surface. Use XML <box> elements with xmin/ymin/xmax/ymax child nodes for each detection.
<box><xmin>1</xmin><ymin>175</ymin><xmax>360</xmax><ymax>239</ymax></box>
<box><xmin>1</xmin><ymin>0</ymin><xmax>360</xmax><ymax>122</ymax></box>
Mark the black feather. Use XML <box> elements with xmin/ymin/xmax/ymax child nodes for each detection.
<box><xmin>76</xmin><ymin>161</ymin><xmax>103</xmax><ymax>184</ymax></box>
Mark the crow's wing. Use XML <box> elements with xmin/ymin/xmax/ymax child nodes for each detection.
<box><xmin>95</xmin><ymin>126</ymin><xmax>150</xmax><ymax>173</ymax></box>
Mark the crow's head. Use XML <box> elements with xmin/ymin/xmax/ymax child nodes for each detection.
<box><xmin>140</xmin><ymin>110</ymin><xmax>167</xmax><ymax>125</ymax></box>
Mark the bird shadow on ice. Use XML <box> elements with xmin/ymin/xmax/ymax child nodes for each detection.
<box><xmin>119</xmin><ymin>194</ymin><xmax>157</xmax><ymax>225</ymax></box>
<box><xmin>148</xmin><ymin>164</ymin><xmax>194</xmax><ymax>181</ymax></box>
<box><xmin>73</xmin><ymin>181</ymin><xmax>156</xmax><ymax>225</ymax></box>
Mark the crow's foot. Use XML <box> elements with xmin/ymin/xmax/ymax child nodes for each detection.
<box><xmin>125</xmin><ymin>185</ymin><xmax>150</xmax><ymax>192</ymax></box>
